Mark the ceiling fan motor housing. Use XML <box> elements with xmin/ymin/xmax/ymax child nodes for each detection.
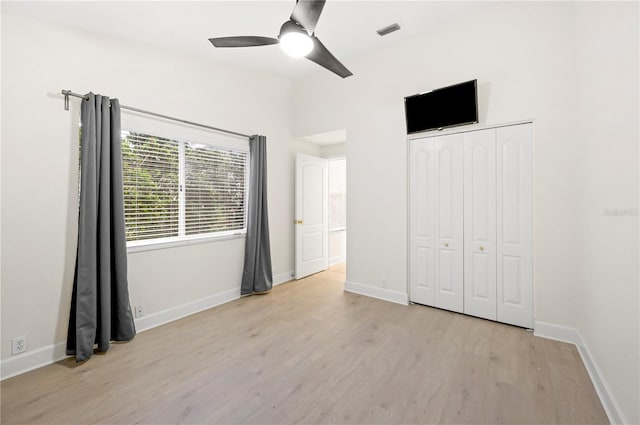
<box><xmin>278</xmin><ymin>19</ymin><xmax>310</xmax><ymax>39</ymax></box>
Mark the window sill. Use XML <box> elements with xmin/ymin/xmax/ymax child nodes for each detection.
<box><xmin>127</xmin><ymin>232</ymin><xmax>246</xmax><ymax>254</ymax></box>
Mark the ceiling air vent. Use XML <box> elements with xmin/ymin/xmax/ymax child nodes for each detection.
<box><xmin>376</xmin><ymin>23</ymin><xmax>401</xmax><ymax>36</ymax></box>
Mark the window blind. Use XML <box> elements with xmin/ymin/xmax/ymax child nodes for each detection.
<box><xmin>119</xmin><ymin>131</ymin><xmax>248</xmax><ymax>244</ymax></box>
<box><xmin>328</xmin><ymin>159</ymin><xmax>347</xmax><ymax>231</ymax></box>
<box><xmin>185</xmin><ymin>143</ymin><xmax>247</xmax><ymax>235</ymax></box>
<box><xmin>122</xmin><ymin>132</ymin><xmax>180</xmax><ymax>241</ymax></box>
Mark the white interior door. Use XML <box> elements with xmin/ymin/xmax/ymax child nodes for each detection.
<box><xmin>409</xmin><ymin>138</ymin><xmax>436</xmax><ymax>306</ymax></box>
<box><xmin>464</xmin><ymin>129</ymin><xmax>497</xmax><ymax>321</ymax></box>
<box><xmin>295</xmin><ymin>153</ymin><xmax>328</xmax><ymax>279</ymax></box>
<box><xmin>496</xmin><ymin>123</ymin><xmax>533</xmax><ymax>328</ymax></box>
<box><xmin>435</xmin><ymin>134</ymin><xmax>464</xmax><ymax>313</ymax></box>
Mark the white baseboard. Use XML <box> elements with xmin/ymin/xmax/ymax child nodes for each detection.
<box><xmin>533</xmin><ymin>321</ymin><xmax>581</xmax><ymax>345</ymax></box>
<box><xmin>273</xmin><ymin>270</ymin><xmax>294</xmax><ymax>286</ymax></box>
<box><xmin>329</xmin><ymin>256</ymin><xmax>346</xmax><ymax>266</ymax></box>
<box><xmin>534</xmin><ymin>321</ymin><xmax>628</xmax><ymax>425</ymax></box>
<box><xmin>135</xmin><ymin>287</ymin><xmax>240</xmax><ymax>332</ymax></box>
<box><xmin>4</xmin><ymin>282</ymin><xmax>626</xmax><ymax>425</ymax></box>
<box><xmin>344</xmin><ymin>280</ymin><xmax>408</xmax><ymax>306</ymax></box>
<box><xmin>1</xmin><ymin>341</ymin><xmax>68</xmax><ymax>381</ymax></box>
<box><xmin>1</xmin><ymin>272</ymin><xmax>296</xmax><ymax>381</ymax></box>
<box><xmin>3</xmin><ymin>279</ymin><xmax>289</xmax><ymax>381</ymax></box>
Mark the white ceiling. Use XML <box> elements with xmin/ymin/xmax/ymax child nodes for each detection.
<box><xmin>2</xmin><ymin>1</ymin><xmax>491</xmax><ymax>79</ymax></box>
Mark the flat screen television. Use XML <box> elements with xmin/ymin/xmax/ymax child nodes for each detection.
<box><xmin>404</xmin><ymin>79</ymin><xmax>478</xmax><ymax>134</ymax></box>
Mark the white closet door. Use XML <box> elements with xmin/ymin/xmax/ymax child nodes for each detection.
<box><xmin>496</xmin><ymin>123</ymin><xmax>533</xmax><ymax>328</ymax></box>
<box><xmin>463</xmin><ymin>129</ymin><xmax>497</xmax><ymax>321</ymax></box>
<box><xmin>409</xmin><ymin>138</ymin><xmax>436</xmax><ymax>306</ymax></box>
<box><xmin>435</xmin><ymin>134</ymin><xmax>464</xmax><ymax>313</ymax></box>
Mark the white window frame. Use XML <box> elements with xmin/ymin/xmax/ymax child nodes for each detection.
<box><xmin>120</xmin><ymin>113</ymin><xmax>250</xmax><ymax>253</ymax></box>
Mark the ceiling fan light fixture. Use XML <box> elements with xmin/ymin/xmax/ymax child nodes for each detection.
<box><xmin>209</xmin><ymin>1</ymin><xmax>352</xmax><ymax>78</ymax></box>
<box><xmin>279</xmin><ymin>30</ymin><xmax>313</xmax><ymax>58</ymax></box>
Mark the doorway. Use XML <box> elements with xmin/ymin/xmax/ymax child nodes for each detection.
<box><xmin>294</xmin><ymin>133</ymin><xmax>347</xmax><ymax>280</ymax></box>
<box><xmin>327</xmin><ymin>157</ymin><xmax>346</xmax><ymax>271</ymax></box>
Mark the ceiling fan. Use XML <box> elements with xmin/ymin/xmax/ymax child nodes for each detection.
<box><xmin>208</xmin><ymin>0</ymin><xmax>353</xmax><ymax>79</ymax></box>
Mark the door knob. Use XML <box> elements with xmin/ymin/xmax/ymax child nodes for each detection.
<box><xmin>444</xmin><ymin>242</ymin><xmax>449</xmax><ymax>247</ymax></box>
<box><xmin>480</xmin><ymin>246</ymin><xmax>485</xmax><ymax>251</ymax></box>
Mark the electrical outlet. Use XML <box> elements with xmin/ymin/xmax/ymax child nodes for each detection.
<box><xmin>381</xmin><ymin>279</ymin><xmax>388</xmax><ymax>289</ymax></box>
<box><xmin>11</xmin><ymin>336</ymin><xmax>27</xmax><ymax>355</ymax></box>
<box><xmin>134</xmin><ymin>305</ymin><xmax>144</xmax><ymax>318</ymax></box>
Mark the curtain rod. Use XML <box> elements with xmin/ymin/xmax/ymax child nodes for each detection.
<box><xmin>61</xmin><ymin>90</ymin><xmax>251</xmax><ymax>140</ymax></box>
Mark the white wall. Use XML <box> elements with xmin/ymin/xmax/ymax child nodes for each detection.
<box><xmin>1</xmin><ymin>3</ymin><xmax>637</xmax><ymax>421</ymax></box>
<box><xmin>293</xmin><ymin>2</ymin><xmax>638</xmax><ymax>422</ymax></box>
<box><xmin>296</xmin><ymin>1</ymin><xmax>580</xmax><ymax>323</ymax></box>
<box><xmin>574</xmin><ymin>3</ymin><xmax>639</xmax><ymax>423</ymax></box>
<box><xmin>0</xmin><ymin>13</ymin><xmax>304</xmax><ymax>363</ymax></box>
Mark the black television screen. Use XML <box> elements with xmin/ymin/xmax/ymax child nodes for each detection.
<box><xmin>404</xmin><ymin>79</ymin><xmax>478</xmax><ymax>134</ymax></box>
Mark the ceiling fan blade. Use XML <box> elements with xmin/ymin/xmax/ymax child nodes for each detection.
<box><xmin>290</xmin><ymin>0</ymin><xmax>326</xmax><ymax>34</ymax></box>
<box><xmin>208</xmin><ymin>36</ymin><xmax>279</xmax><ymax>48</ymax></box>
<box><xmin>305</xmin><ymin>36</ymin><xmax>352</xmax><ymax>78</ymax></box>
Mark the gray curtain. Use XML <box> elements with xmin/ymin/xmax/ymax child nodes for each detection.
<box><xmin>66</xmin><ymin>93</ymin><xmax>136</xmax><ymax>362</ymax></box>
<box><xmin>241</xmin><ymin>135</ymin><xmax>273</xmax><ymax>295</ymax></box>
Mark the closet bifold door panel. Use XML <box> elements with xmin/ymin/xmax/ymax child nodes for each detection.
<box><xmin>434</xmin><ymin>134</ymin><xmax>464</xmax><ymax>313</ymax></box>
<box><xmin>463</xmin><ymin>129</ymin><xmax>497</xmax><ymax>321</ymax></box>
<box><xmin>409</xmin><ymin>137</ymin><xmax>436</xmax><ymax>306</ymax></box>
<box><xmin>408</xmin><ymin>122</ymin><xmax>532</xmax><ymax>328</ymax></box>
<box><xmin>496</xmin><ymin>123</ymin><xmax>533</xmax><ymax>328</ymax></box>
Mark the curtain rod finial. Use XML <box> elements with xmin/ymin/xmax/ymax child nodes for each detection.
<box><xmin>62</xmin><ymin>89</ymin><xmax>70</xmax><ymax>111</ymax></box>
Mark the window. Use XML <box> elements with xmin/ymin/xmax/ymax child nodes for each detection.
<box><xmin>122</xmin><ymin>132</ymin><xmax>179</xmax><ymax>241</ymax></box>
<box><xmin>328</xmin><ymin>158</ymin><xmax>346</xmax><ymax>231</ymax></box>
<box><xmin>121</xmin><ymin>131</ymin><xmax>248</xmax><ymax>246</ymax></box>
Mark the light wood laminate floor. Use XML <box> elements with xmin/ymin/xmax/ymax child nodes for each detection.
<box><xmin>1</xmin><ymin>265</ymin><xmax>608</xmax><ymax>424</ymax></box>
